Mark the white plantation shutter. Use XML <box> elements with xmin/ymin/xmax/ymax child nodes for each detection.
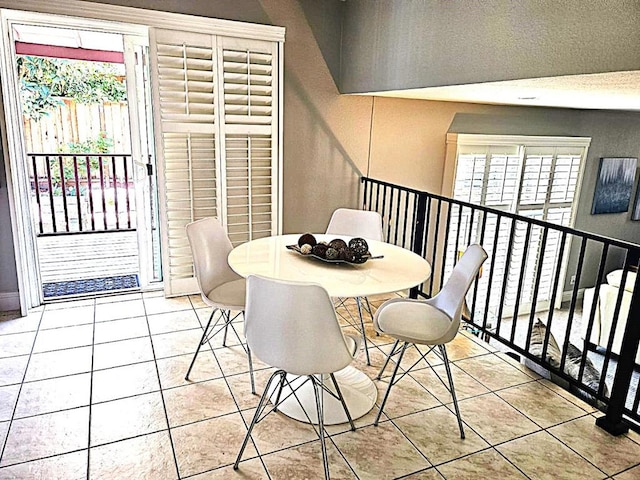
<box><xmin>448</xmin><ymin>145</ymin><xmax>520</xmax><ymax>281</ymax></box>
<box><xmin>515</xmin><ymin>147</ymin><xmax>583</xmax><ymax>311</ymax></box>
<box><xmin>454</xmin><ymin>145</ymin><xmax>521</xmax><ymax>208</ymax></box>
<box><xmin>449</xmin><ymin>136</ymin><xmax>589</xmax><ymax>318</ymax></box>
<box><xmin>221</xmin><ymin>41</ymin><xmax>274</xmax><ymax>126</ymax></box>
<box><xmin>151</xmin><ymin>29</ymin><xmax>282</xmax><ymax>295</ymax></box>
<box><xmin>224</xmin><ymin>135</ymin><xmax>274</xmax><ymax>244</ymax></box>
<box><xmin>219</xmin><ymin>37</ymin><xmax>278</xmax><ymax>246</ymax></box>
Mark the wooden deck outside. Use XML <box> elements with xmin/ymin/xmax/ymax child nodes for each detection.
<box><xmin>37</xmin><ymin>231</ymin><xmax>139</xmax><ymax>283</ymax></box>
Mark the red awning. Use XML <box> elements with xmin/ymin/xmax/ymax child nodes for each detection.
<box><xmin>15</xmin><ymin>42</ymin><xmax>124</xmax><ymax>64</ymax></box>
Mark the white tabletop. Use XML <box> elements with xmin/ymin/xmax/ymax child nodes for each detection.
<box><xmin>228</xmin><ymin>234</ymin><xmax>431</xmax><ymax>298</ymax></box>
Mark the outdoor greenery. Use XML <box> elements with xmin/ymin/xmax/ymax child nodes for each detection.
<box><xmin>62</xmin><ymin>132</ymin><xmax>114</xmax><ymax>154</ymax></box>
<box><xmin>48</xmin><ymin>132</ymin><xmax>115</xmax><ymax>193</ymax></box>
<box><xmin>17</xmin><ymin>56</ymin><xmax>127</xmax><ymax>119</ymax></box>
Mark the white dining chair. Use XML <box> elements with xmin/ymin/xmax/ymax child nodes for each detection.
<box><xmin>234</xmin><ymin>275</ymin><xmax>360</xmax><ymax>480</ymax></box>
<box><xmin>373</xmin><ymin>244</ymin><xmax>487</xmax><ymax>438</ymax></box>
<box><xmin>326</xmin><ymin>207</ymin><xmax>384</xmax><ymax>242</ymax></box>
<box><xmin>326</xmin><ymin>207</ymin><xmax>384</xmax><ymax>365</ymax></box>
<box><xmin>185</xmin><ymin>217</ymin><xmax>254</xmax><ymax>393</ymax></box>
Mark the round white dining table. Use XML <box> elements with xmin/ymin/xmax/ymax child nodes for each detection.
<box><xmin>228</xmin><ymin>233</ymin><xmax>431</xmax><ymax>425</ymax></box>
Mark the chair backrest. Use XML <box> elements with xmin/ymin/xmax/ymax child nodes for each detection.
<box><xmin>325</xmin><ymin>208</ymin><xmax>383</xmax><ymax>242</ymax></box>
<box><xmin>186</xmin><ymin>217</ymin><xmax>241</xmax><ymax>296</ymax></box>
<box><xmin>431</xmin><ymin>244</ymin><xmax>488</xmax><ymax>325</ymax></box>
<box><xmin>244</xmin><ymin>275</ymin><xmax>356</xmax><ymax>376</ymax></box>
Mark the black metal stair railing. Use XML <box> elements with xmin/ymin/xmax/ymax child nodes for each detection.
<box><xmin>28</xmin><ymin>153</ymin><xmax>136</xmax><ymax>236</ymax></box>
<box><xmin>362</xmin><ymin>176</ymin><xmax>640</xmax><ymax>434</ymax></box>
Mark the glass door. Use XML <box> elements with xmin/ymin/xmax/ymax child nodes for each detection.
<box><xmin>124</xmin><ymin>35</ymin><xmax>162</xmax><ymax>287</ymax></box>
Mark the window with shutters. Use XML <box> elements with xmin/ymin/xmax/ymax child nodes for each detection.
<box><xmin>150</xmin><ymin>27</ymin><xmax>283</xmax><ymax>296</ymax></box>
<box><xmin>445</xmin><ymin>134</ymin><xmax>590</xmax><ymax>317</ymax></box>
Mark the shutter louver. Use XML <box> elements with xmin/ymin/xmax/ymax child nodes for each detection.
<box><xmin>220</xmin><ymin>38</ymin><xmax>278</xmax><ymax>245</ymax></box>
<box><xmin>520</xmin><ymin>154</ymin><xmax>552</xmax><ymax>205</ymax></box>
<box><xmin>152</xmin><ymin>30</ymin><xmax>219</xmax><ymax>294</ymax></box>
<box><xmin>222</xmin><ymin>46</ymin><xmax>273</xmax><ymax>128</ymax></box>
<box><xmin>454</xmin><ymin>153</ymin><xmax>485</xmax><ymax>204</ymax></box>
<box><xmin>550</xmin><ymin>154</ymin><xmax>581</xmax><ymax>204</ymax></box>
<box><xmin>484</xmin><ymin>153</ymin><xmax>521</xmax><ymax>207</ymax></box>
<box><xmin>225</xmin><ymin>134</ymin><xmax>273</xmax><ymax>245</ymax></box>
<box><xmin>151</xmin><ymin>30</ymin><xmax>281</xmax><ymax>295</ymax></box>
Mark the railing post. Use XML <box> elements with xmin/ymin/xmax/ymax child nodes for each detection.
<box><xmin>409</xmin><ymin>192</ymin><xmax>428</xmax><ymax>299</ymax></box>
<box><xmin>596</xmin><ymin>250</ymin><xmax>640</xmax><ymax>435</ymax></box>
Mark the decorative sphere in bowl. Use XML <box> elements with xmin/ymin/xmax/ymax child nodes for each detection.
<box><xmin>325</xmin><ymin>247</ymin><xmax>339</xmax><ymax>260</ymax></box>
<box><xmin>340</xmin><ymin>247</ymin><xmax>358</xmax><ymax>263</ymax></box>
<box><xmin>298</xmin><ymin>233</ymin><xmax>317</xmax><ymax>247</ymax></box>
<box><xmin>349</xmin><ymin>237</ymin><xmax>369</xmax><ymax>256</ymax></box>
<box><xmin>312</xmin><ymin>244</ymin><xmax>328</xmax><ymax>258</ymax></box>
<box><xmin>328</xmin><ymin>239</ymin><xmax>348</xmax><ymax>251</ymax></box>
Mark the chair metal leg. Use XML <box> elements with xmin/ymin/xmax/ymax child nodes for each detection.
<box><xmin>355</xmin><ymin>297</ymin><xmax>371</xmax><ymax>365</ymax></box>
<box><xmin>312</xmin><ymin>375</ymin><xmax>330</xmax><ymax>480</ymax></box>
<box><xmin>375</xmin><ymin>342</ymin><xmax>408</xmax><ymax>426</ymax></box>
<box><xmin>376</xmin><ymin>339</ymin><xmax>400</xmax><ymax>380</ymax></box>
<box><xmin>363</xmin><ymin>296</ymin><xmax>373</xmax><ymax>315</ymax></box>
<box><xmin>185</xmin><ymin>308</ymin><xmax>217</xmax><ymax>380</ymax></box>
<box><xmin>329</xmin><ymin>373</ymin><xmax>355</xmax><ymax>431</ymax></box>
<box><xmin>440</xmin><ymin>344</ymin><xmax>465</xmax><ymax>439</ymax></box>
<box><xmin>234</xmin><ymin>370</ymin><xmax>285</xmax><ymax>470</ymax></box>
<box><xmin>247</xmin><ymin>345</ymin><xmax>256</xmax><ymax>395</ymax></box>
<box><xmin>363</xmin><ymin>297</ymin><xmax>379</xmax><ymax>336</ymax></box>
<box><xmin>222</xmin><ymin>311</ymin><xmax>230</xmax><ymax>347</ymax></box>
<box><xmin>271</xmin><ymin>368</ymin><xmax>289</xmax><ymax>413</ymax></box>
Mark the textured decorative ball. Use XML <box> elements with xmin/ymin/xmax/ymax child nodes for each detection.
<box><xmin>350</xmin><ymin>253</ymin><xmax>368</xmax><ymax>264</ymax></box>
<box><xmin>325</xmin><ymin>247</ymin><xmax>339</xmax><ymax>260</ymax></box>
<box><xmin>312</xmin><ymin>244</ymin><xmax>328</xmax><ymax>258</ymax></box>
<box><xmin>328</xmin><ymin>239</ymin><xmax>348</xmax><ymax>251</ymax></box>
<box><xmin>300</xmin><ymin>244</ymin><xmax>313</xmax><ymax>254</ymax></box>
<box><xmin>318</xmin><ymin>241</ymin><xmax>328</xmax><ymax>246</ymax></box>
<box><xmin>298</xmin><ymin>233</ymin><xmax>317</xmax><ymax>247</ymax></box>
<box><xmin>349</xmin><ymin>237</ymin><xmax>369</xmax><ymax>256</ymax></box>
<box><xmin>340</xmin><ymin>247</ymin><xmax>358</xmax><ymax>263</ymax></box>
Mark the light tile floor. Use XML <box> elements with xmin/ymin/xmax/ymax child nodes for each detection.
<box><xmin>0</xmin><ymin>292</ymin><xmax>639</xmax><ymax>479</ymax></box>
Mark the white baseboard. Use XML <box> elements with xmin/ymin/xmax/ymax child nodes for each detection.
<box><xmin>0</xmin><ymin>292</ymin><xmax>20</xmax><ymax>311</ymax></box>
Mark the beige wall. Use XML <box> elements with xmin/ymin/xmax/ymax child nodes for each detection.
<box><xmin>367</xmin><ymin>98</ymin><xmax>497</xmax><ymax>193</ymax></box>
<box><xmin>260</xmin><ymin>0</ymin><xmax>373</xmax><ymax>233</ymax></box>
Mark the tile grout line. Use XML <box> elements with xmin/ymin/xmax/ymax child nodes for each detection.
<box><xmin>0</xmin><ymin>306</ymin><xmax>46</xmax><ymax>467</ymax></box>
<box><xmin>543</xmin><ymin>418</ymin><xmax>619</xmax><ymax>478</ymax></box>
<box><xmin>200</xmin><ymin>303</ymin><xmax>274</xmax><ymax>480</ymax></box>
<box><xmin>141</xmin><ymin>295</ymin><xmax>181</xmax><ymax>479</ymax></box>
<box><xmin>490</xmin><ymin>446</ymin><xmax>533</xmax><ymax>480</ymax></box>
<box><xmin>370</xmin><ymin>342</ymin><xmax>605</xmax><ymax>476</ymax></box>
<box><xmin>86</xmin><ymin>296</ymin><xmax>97</xmax><ymax>480</ymax></box>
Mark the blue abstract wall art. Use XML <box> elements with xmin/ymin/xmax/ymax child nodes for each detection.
<box><xmin>632</xmin><ymin>183</ymin><xmax>640</xmax><ymax>221</ymax></box>
<box><xmin>591</xmin><ymin>157</ymin><xmax>637</xmax><ymax>215</ymax></box>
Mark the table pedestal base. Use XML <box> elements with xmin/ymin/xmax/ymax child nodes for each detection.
<box><xmin>268</xmin><ymin>366</ymin><xmax>377</xmax><ymax>425</ymax></box>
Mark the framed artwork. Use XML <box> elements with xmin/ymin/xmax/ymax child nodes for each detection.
<box><xmin>632</xmin><ymin>183</ymin><xmax>640</xmax><ymax>221</ymax></box>
<box><xmin>591</xmin><ymin>157</ymin><xmax>637</xmax><ymax>214</ymax></box>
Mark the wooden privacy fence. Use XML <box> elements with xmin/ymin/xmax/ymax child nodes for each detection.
<box><xmin>23</xmin><ymin>99</ymin><xmax>131</xmax><ymax>153</ymax></box>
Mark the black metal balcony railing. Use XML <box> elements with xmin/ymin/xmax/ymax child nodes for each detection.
<box><xmin>28</xmin><ymin>153</ymin><xmax>136</xmax><ymax>236</ymax></box>
<box><xmin>362</xmin><ymin>176</ymin><xmax>640</xmax><ymax>434</ymax></box>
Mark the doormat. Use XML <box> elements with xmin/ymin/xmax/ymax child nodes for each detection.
<box><xmin>43</xmin><ymin>274</ymin><xmax>140</xmax><ymax>298</ymax></box>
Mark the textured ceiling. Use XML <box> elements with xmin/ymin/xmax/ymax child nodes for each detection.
<box><xmin>361</xmin><ymin>71</ymin><xmax>640</xmax><ymax>111</ymax></box>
